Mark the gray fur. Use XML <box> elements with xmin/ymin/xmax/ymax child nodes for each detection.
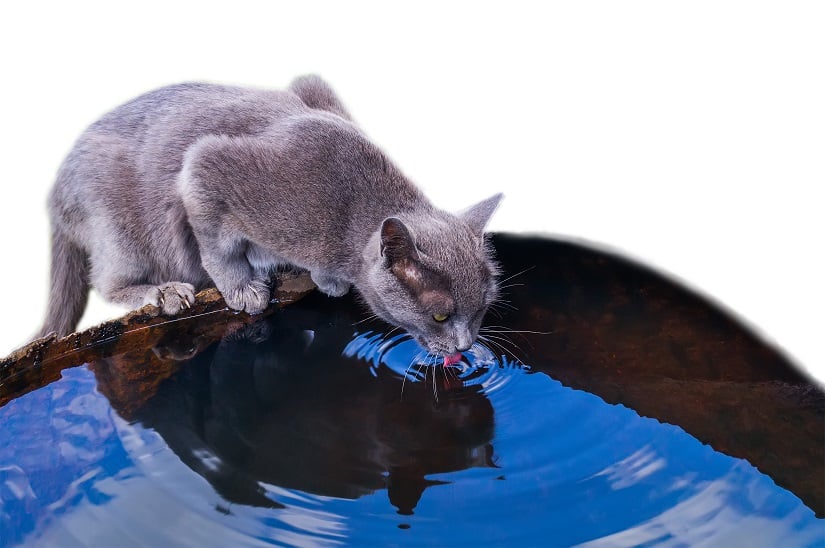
<box><xmin>39</xmin><ymin>75</ymin><xmax>502</xmax><ymax>355</ymax></box>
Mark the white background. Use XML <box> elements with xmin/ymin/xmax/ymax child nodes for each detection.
<box><xmin>0</xmin><ymin>2</ymin><xmax>822</xmax><ymax>384</ymax></box>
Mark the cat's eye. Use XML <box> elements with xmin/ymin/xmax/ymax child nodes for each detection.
<box><xmin>432</xmin><ymin>313</ymin><xmax>450</xmax><ymax>323</ymax></box>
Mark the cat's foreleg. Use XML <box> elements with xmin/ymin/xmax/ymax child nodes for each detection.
<box><xmin>310</xmin><ymin>271</ymin><xmax>351</xmax><ymax>297</ymax></box>
<box><xmin>194</xmin><ymin>232</ymin><xmax>271</xmax><ymax>314</ymax></box>
<box><xmin>180</xmin><ymin>138</ymin><xmax>272</xmax><ymax>314</ymax></box>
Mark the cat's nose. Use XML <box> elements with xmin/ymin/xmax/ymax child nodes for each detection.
<box><xmin>455</xmin><ymin>329</ymin><xmax>473</xmax><ymax>352</ymax></box>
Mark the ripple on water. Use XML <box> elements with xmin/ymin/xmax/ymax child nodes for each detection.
<box><xmin>1</xmin><ymin>325</ymin><xmax>822</xmax><ymax>547</ymax></box>
<box><xmin>344</xmin><ymin>330</ymin><xmax>531</xmax><ymax>396</ymax></box>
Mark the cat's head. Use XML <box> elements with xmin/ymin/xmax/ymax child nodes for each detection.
<box><xmin>361</xmin><ymin>194</ymin><xmax>503</xmax><ymax>357</ymax></box>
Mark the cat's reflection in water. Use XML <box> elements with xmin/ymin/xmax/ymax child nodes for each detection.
<box><xmin>134</xmin><ymin>308</ymin><xmax>497</xmax><ymax>515</ymax></box>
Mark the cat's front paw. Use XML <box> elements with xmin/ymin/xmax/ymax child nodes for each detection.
<box><xmin>222</xmin><ymin>279</ymin><xmax>270</xmax><ymax>314</ymax></box>
<box><xmin>144</xmin><ymin>282</ymin><xmax>196</xmax><ymax>315</ymax></box>
<box><xmin>311</xmin><ymin>272</ymin><xmax>350</xmax><ymax>297</ymax></box>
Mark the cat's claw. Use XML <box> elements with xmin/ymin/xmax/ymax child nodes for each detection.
<box><xmin>222</xmin><ymin>279</ymin><xmax>270</xmax><ymax>314</ymax></box>
<box><xmin>144</xmin><ymin>282</ymin><xmax>196</xmax><ymax>315</ymax></box>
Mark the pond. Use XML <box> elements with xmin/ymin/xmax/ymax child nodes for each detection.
<box><xmin>1</xmin><ymin>234</ymin><xmax>822</xmax><ymax>546</ymax></box>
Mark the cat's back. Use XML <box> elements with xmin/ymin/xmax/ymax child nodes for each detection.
<box><xmin>88</xmin><ymin>82</ymin><xmax>221</xmax><ymax>136</ymax></box>
<box><xmin>53</xmin><ymin>82</ymin><xmax>306</xmax><ymax>205</ymax></box>
<box><xmin>49</xmin><ymin>82</ymin><xmax>308</xmax><ymax>247</ymax></box>
<box><xmin>89</xmin><ymin>82</ymin><xmax>305</xmax><ymax>151</ymax></box>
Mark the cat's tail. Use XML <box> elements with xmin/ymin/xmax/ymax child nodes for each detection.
<box><xmin>289</xmin><ymin>74</ymin><xmax>353</xmax><ymax>121</ymax></box>
<box><xmin>37</xmin><ymin>227</ymin><xmax>90</xmax><ymax>339</ymax></box>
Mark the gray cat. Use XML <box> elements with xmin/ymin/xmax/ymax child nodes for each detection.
<box><xmin>39</xmin><ymin>75</ymin><xmax>502</xmax><ymax>357</ymax></box>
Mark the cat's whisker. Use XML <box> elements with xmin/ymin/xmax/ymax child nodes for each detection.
<box><xmin>351</xmin><ymin>314</ymin><xmax>379</xmax><ymax>326</ymax></box>
<box><xmin>414</xmin><ymin>359</ymin><xmax>427</xmax><ymax>378</ymax></box>
<box><xmin>480</xmin><ymin>338</ymin><xmax>522</xmax><ymax>368</ymax></box>
<box><xmin>485</xmin><ymin>306</ymin><xmax>504</xmax><ymax>319</ymax></box>
<box><xmin>486</xmin><ymin>304</ymin><xmax>516</xmax><ymax>319</ymax></box>
<box><xmin>478</xmin><ymin>335</ymin><xmax>510</xmax><ymax>363</ymax></box>
<box><xmin>489</xmin><ymin>296</ymin><xmax>515</xmax><ymax>307</ymax></box>
<box><xmin>478</xmin><ymin>334</ymin><xmax>526</xmax><ymax>366</ymax></box>
<box><xmin>475</xmin><ymin>339</ymin><xmax>493</xmax><ymax>356</ymax></box>
<box><xmin>474</xmin><ymin>341</ymin><xmax>490</xmax><ymax>363</ymax></box>
<box><xmin>477</xmin><ymin>334</ymin><xmax>505</xmax><ymax>356</ymax></box>
<box><xmin>481</xmin><ymin>326</ymin><xmax>553</xmax><ymax>336</ymax></box>
<box><xmin>479</xmin><ymin>330</ymin><xmax>524</xmax><ymax>347</ymax></box>
<box><xmin>481</xmin><ymin>324</ymin><xmax>550</xmax><ymax>334</ymax></box>
<box><xmin>432</xmin><ymin>362</ymin><xmax>439</xmax><ymax>403</ymax></box>
<box><xmin>421</xmin><ymin>352</ymin><xmax>434</xmax><ymax>400</ymax></box>
<box><xmin>470</xmin><ymin>340</ymin><xmax>497</xmax><ymax>369</ymax></box>
<box><xmin>399</xmin><ymin>351</ymin><xmax>422</xmax><ymax>402</ymax></box>
<box><xmin>495</xmin><ymin>283</ymin><xmax>526</xmax><ymax>291</ymax></box>
<box><xmin>478</xmin><ymin>332</ymin><xmax>510</xmax><ymax>349</ymax></box>
<box><xmin>480</xmin><ymin>327</ymin><xmax>534</xmax><ymax>350</ymax></box>
<box><xmin>403</xmin><ymin>355</ymin><xmax>429</xmax><ymax>398</ymax></box>
<box><xmin>495</xmin><ymin>266</ymin><xmax>535</xmax><ymax>287</ymax></box>
<box><xmin>488</xmin><ymin>298</ymin><xmax>519</xmax><ymax>312</ymax></box>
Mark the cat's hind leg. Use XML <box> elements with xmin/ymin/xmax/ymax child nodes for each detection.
<box><xmin>102</xmin><ymin>281</ymin><xmax>196</xmax><ymax>315</ymax></box>
<box><xmin>89</xmin><ymin>240</ymin><xmax>196</xmax><ymax>316</ymax></box>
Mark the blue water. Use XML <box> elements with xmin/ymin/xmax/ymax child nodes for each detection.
<box><xmin>1</xmin><ymin>326</ymin><xmax>823</xmax><ymax>546</ymax></box>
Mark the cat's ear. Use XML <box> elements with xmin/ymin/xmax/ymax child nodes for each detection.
<box><xmin>460</xmin><ymin>193</ymin><xmax>503</xmax><ymax>238</ymax></box>
<box><xmin>380</xmin><ymin>218</ymin><xmax>424</xmax><ymax>286</ymax></box>
<box><xmin>380</xmin><ymin>217</ymin><xmax>419</xmax><ymax>268</ymax></box>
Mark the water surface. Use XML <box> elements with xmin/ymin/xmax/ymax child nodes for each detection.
<box><xmin>1</xmin><ymin>234</ymin><xmax>822</xmax><ymax>546</ymax></box>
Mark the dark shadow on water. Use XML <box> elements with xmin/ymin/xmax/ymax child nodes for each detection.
<box><xmin>133</xmin><ymin>307</ymin><xmax>496</xmax><ymax>515</ymax></box>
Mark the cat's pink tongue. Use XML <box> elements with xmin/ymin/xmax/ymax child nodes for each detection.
<box><xmin>443</xmin><ymin>352</ymin><xmax>463</xmax><ymax>367</ymax></box>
